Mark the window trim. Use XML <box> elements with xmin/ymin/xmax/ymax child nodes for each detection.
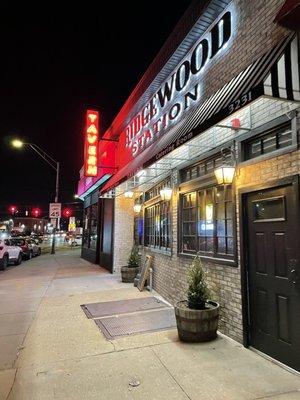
<box><xmin>177</xmin><ymin>139</ymin><xmax>235</xmax><ymax>174</ymax></box>
<box><xmin>144</xmin><ymin>199</ymin><xmax>172</xmax><ymax>253</ymax></box>
<box><xmin>178</xmin><ymin>141</ymin><xmax>234</xmax><ymax>185</ymax></box>
<box><xmin>237</xmin><ymin>114</ymin><xmax>298</xmax><ymax>166</ymax></box>
<box><xmin>177</xmin><ymin>179</ymin><xmax>237</xmax><ymax>265</ymax></box>
<box><xmin>144</xmin><ymin>177</ymin><xmax>172</xmax><ymax>202</ymax></box>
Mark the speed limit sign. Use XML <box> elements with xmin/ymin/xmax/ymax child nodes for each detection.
<box><xmin>49</xmin><ymin>203</ymin><xmax>61</xmax><ymax>218</ymax></box>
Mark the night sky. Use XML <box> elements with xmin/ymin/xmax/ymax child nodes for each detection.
<box><xmin>0</xmin><ymin>2</ymin><xmax>192</xmax><ymax>217</ymax></box>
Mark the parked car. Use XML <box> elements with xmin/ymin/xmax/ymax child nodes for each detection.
<box><xmin>28</xmin><ymin>239</ymin><xmax>41</xmax><ymax>256</ymax></box>
<box><xmin>10</xmin><ymin>237</ymin><xmax>41</xmax><ymax>260</ymax></box>
<box><xmin>10</xmin><ymin>238</ymin><xmax>30</xmax><ymax>259</ymax></box>
<box><xmin>0</xmin><ymin>238</ymin><xmax>22</xmax><ymax>270</ymax></box>
<box><xmin>30</xmin><ymin>233</ymin><xmax>44</xmax><ymax>243</ymax></box>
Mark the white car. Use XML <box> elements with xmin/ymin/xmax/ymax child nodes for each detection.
<box><xmin>0</xmin><ymin>238</ymin><xmax>23</xmax><ymax>270</ymax></box>
<box><xmin>69</xmin><ymin>235</ymin><xmax>82</xmax><ymax>246</ymax></box>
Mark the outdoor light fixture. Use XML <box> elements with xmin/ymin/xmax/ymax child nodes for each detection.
<box><xmin>124</xmin><ymin>190</ymin><xmax>134</xmax><ymax>198</ymax></box>
<box><xmin>133</xmin><ymin>203</ymin><xmax>142</xmax><ymax>213</ymax></box>
<box><xmin>11</xmin><ymin>139</ymin><xmax>24</xmax><ymax>149</ymax></box>
<box><xmin>160</xmin><ymin>187</ymin><xmax>173</xmax><ymax>201</ymax></box>
<box><xmin>214</xmin><ymin>147</ymin><xmax>236</xmax><ymax>185</ymax></box>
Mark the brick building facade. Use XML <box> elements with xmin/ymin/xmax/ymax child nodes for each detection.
<box><xmin>78</xmin><ymin>0</ymin><xmax>300</xmax><ymax>371</ymax></box>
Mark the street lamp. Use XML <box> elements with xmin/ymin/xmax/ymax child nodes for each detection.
<box><xmin>11</xmin><ymin>139</ymin><xmax>60</xmax><ymax>254</ymax></box>
<box><xmin>11</xmin><ymin>139</ymin><xmax>24</xmax><ymax>149</ymax></box>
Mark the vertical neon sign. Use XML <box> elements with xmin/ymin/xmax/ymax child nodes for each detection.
<box><xmin>84</xmin><ymin>110</ymin><xmax>99</xmax><ymax>177</ymax></box>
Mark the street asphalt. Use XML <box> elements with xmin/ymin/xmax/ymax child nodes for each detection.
<box><xmin>0</xmin><ymin>250</ymin><xmax>300</xmax><ymax>399</ymax></box>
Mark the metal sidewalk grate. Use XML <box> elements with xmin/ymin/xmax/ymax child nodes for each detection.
<box><xmin>94</xmin><ymin>308</ymin><xmax>176</xmax><ymax>339</ymax></box>
<box><xmin>81</xmin><ymin>297</ymin><xmax>170</xmax><ymax>319</ymax></box>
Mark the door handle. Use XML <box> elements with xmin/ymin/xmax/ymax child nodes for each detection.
<box><xmin>288</xmin><ymin>269</ymin><xmax>298</xmax><ymax>284</ymax></box>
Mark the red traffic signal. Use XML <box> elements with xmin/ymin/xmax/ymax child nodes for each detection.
<box><xmin>32</xmin><ymin>208</ymin><xmax>41</xmax><ymax>217</ymax></box>
<box><xmin>62</xmin><ymin>208</ymin><xmax>72</xmax><ymax>218</ymax></box>
<box><xmin>8</xmin><ymin>205</ymin><xmax>18</xmax><ymax>214</ymax></box>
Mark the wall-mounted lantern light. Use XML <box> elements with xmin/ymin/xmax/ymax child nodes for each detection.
<box><xmin>124</xmin><ymin>190</ymin><xmax>134</xmax><ymax>198</ymax></box>
<box><xmin>133</xmin><ymin>203</ymin><xmax>142</xmax><ymax>213</ymax></box>
<box><xmin>214</xmin><ymin>147</ymin><xmax>236</xmax><ymax>185</ymax></box>
<box><xmin>160</xmin><ymin>187</ymin><xmax>173</xmax><ymax>201</ymax></box>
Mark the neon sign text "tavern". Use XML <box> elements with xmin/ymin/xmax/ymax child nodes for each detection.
<box><xmin>125</xmin><ymin>11</ymin><xmax>232</xmax><ymax>157</ymax></box>
<box><xmin>84</xmin><ymin>110</ymin><xmax>99</xmax><ymax>177</ymax></box>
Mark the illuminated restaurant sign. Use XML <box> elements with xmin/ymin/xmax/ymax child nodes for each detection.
<box><xmin>124</xmin><ymin>10</ymin><xmax>232</xmax><ymax>157</ymax></box>
<box><xmin>84</xmin><ymin>110</ymin><xmax>99</xmax><ymax>177</ymax></box>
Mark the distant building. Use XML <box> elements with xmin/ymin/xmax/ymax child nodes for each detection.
<box><xmin>12</xmin><ymin>217</ymin><xmax>49</xmax><ymax>234</ymax></box>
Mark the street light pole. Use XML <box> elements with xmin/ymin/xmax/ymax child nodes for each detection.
<box><xmin>55</xmin><ymin>162</ymin><xmax>60</xmax><ymax>203</ymax></box>
<box><xmin>28</xmin><ymin>144</ymin><xmax>59</xmax><ymax>255</ymax></box>
<box><xmin>12</xmin><ymin>140</ymin><xmax>60</xmax><ymax>254</ymax></box>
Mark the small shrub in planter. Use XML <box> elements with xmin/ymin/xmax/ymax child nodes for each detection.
<box><xmin>121</xmin><ymin>245</ymin><xmax>140</xmax><ymax>283</ymax></box>
<box><xmin>174</xmin><ymin>254</ymin><xmax>219</xmax><ymax>342</ymax></box>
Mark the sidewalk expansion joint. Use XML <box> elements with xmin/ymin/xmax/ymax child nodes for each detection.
<box><xmin>150</xmin><ymin>347</ymin><xmax>192</xmax><ymax>400</ymax></box>
<box><xmin>253</xmin><ymin>389</ymin><xmax>300</xmax><ymax>400</ymax></box>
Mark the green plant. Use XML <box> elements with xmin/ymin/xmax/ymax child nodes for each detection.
<box><xmin>127</xmin><ymin>245</ymin><xmax>139</xmax><ymax>268</ymax></box>
<box><xmin>187</xmin><ymin>254</ymin><xmax>210</xmax><ymax>310</ymax></box>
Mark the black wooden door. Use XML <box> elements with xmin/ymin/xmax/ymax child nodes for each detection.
<box><xmin>98</xmin><ymin>198</ymin><xmax>114</xmax><ymax>273</ymax></box>
<box><xmin>246</xmin><ymin>182</ymin><xmax>300</xmax><ymax>371</ymax></box>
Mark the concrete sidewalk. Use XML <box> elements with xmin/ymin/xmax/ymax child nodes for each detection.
<box><xmin>0</xmin><ymin>251</ymin><xmax>299</xmax><ymax>400</ymax></box>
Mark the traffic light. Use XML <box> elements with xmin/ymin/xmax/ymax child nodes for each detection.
<box><xmin>32</xmin><ymin>208</ymin><xmax>41</xmax><ymax>218</ymax></box>
<box><xmin>8</xmin><ymin>205</ymin><xmax>18</xmax><ymax>215</ymax></box>
<box><xmin>63</xmin><ymin>208</ymin><xmax>72</xmax><ymax>218</ymax></box>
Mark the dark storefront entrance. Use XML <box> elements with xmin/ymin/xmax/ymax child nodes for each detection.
<box><xmin>82</xmin><ymin>192</ymin><xmax>114</xmax><ymax>272</ymax></box>
<box><xmin>98</xmin><ymin>198</ymin><xmax>114</xmax><ymax>273</ymax></box>
<box><xmin>243</xmin><ymin>177</ymin><xmax>300</xmax><ymax>371</ymax></box>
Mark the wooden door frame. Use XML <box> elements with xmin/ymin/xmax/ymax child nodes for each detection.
<box><xmin>238</xmin><ymin>174</ymin><xmax>300</xmax><ymax>348</ymax></box>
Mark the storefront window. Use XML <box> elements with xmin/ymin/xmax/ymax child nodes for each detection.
<box><xmin>145</xmin><ymin>201</ymin><xmax>171</xmax><ymax>252</ymax></box>
<box><xmin>182</xmin><ymin>192</ymin><xmax>197</xmax><ymax>252</ymax></box>
<box><xmin>82</xmin><ymin>207</ymin><xmax>90</xmax><ymax>248</ymax></box>
<box><xmin>181</xmin><ymin>185</ymin><xmax>234</xmax><ymax>259</ymax></box>
<box><xmin>89</xmin><ymin>204</ymin><xmax>98</xmax><ymax>250</ymax></box>
<box><xmin>83</xmin><ymin>203</ymin><xmax>98</xmax><ymax>250</ymax></box>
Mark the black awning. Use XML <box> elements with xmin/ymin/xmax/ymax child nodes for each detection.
<box><xmin>102</xmin><ymin>33</ymin><xmax>299</xmax><ymax>193</ymax></box>
<box><xmin>274</xmin><ymin>0</ymin><xmax>300</xmax><ymax>31</ymax></box>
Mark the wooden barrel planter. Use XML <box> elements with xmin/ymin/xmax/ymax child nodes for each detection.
<box><xmin>174</xmin><ymin>300</ymin><xmax>219</xmax><ymax>342</ymax></box>
<box><xmin>121</xmin><ymin>266</ymin><xmax>139</xmax><ymax>283</ymax></box>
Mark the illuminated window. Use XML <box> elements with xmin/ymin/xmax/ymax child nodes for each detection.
<box><xmin>181</xmin><ymin>185</ymin><xmax>234</xmax><ymax>259</ymax></box>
